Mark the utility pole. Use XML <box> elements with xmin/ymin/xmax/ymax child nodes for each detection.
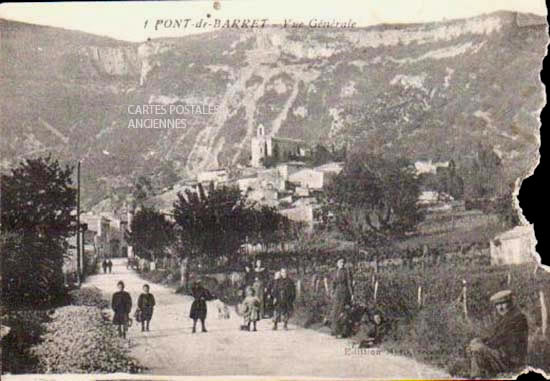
<box><xmin>76</xmin><ymin>160</ymin><xmax>81</xmax><ymax>285</ymax></box>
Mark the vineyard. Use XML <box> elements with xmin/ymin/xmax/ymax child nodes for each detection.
<box><xmin>290</xmin><ymin>262</ymin><xmax>550</xmax><ymax>376</ymax></box>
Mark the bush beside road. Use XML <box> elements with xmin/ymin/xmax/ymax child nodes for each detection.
<box><xmin>31</xmin><ymin>305</ymin><xmax>144</xmax><ymax>374</ymax></box>
<box><xmin>1</xmin><ymin>286</ymin><xmax>145</xmax><ymax>375</ymax></box>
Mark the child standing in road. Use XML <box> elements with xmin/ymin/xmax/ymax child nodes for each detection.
<box><xmin>112</xmin><ymin>280</ymin><xmax>132</xmax><ymax>338</ymax></box>
<box><xmin>241</xmin><ymin>286</ymin><xmax>261</xmax><ymax>332</ymax></box>
<box><xmin>137</xmin><ymin>284</ymin><xmax>156</xmax><ymax>332</ymax></box>
<box><xmin>189</xmin><ymin>280</ymin><xmax>215</xmax><ymax>333</ymax></box>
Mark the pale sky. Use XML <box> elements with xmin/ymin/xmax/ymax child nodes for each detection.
<box><xmin>0</xmin><ymin>0</ymin><xmax>547</xmax><ymax>42</ymax></box>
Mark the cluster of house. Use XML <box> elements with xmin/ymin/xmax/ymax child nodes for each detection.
<box><xmin>196</xmin><ymin>126</ymin><xmax>343</xmax><ymax>232</ymax></box>
<box><xmin>63</xmin><ymin>210</ymin><xmax>133</xmax><ymax>276</ymax></box>
<box><xmin>63</xmin><ymin>126</ymin><xmax>537</xmax><ymax>270</ymax></box>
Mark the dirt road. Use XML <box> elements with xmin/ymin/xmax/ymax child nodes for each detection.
<box><xmin>87</xmin><ymin>259</ymin><xmax>449</xmax><ymax>378</ymax></box>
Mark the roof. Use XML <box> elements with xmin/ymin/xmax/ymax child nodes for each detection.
<box><xmin>494</xmin><ymin>225</ymin><xmax>535</xmax><ymax>241</ymax></box>
<box><xmin>271</xmin><ymin>136</ymin><xmax>305</xmax><ymax>144</ymax></box>
<box><xmin>314</xmin><ymin>162</ymin><xmax>344</xmax><ymax>173</ymax></box>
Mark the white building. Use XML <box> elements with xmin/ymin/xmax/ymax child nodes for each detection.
<box><xmin>236</xmin><ymin>176</ymin><xmax>259</xmax><ymax>193</ymax></box>
<box><xmin>277</xmin><ymin>162</ymin><xmax>307</xmax><ymax>180</ymax></box>
<box><xmin>414</xmin><ymin>159</ymin><xmax>450</xmax><ymax>175</ymax></box>
<box><xmin>490</xmin><ymin>225</ymin><xmax>536</xmax><ymax>265</ymax></box>
<box><xmin>281</xmin><ymin>204</ymin><xmax>314</xmax><ymax>231</ymax></box>
<box><xmin>197</xmin><ymin>168</ymin><xmax>228</xmax><ymax>185</ymax></box>
<box><xmin>250</xmin><ymin>124</ymin><xmax>308</xmax><ymax>167</ymax></box>
<box><xmin>289</xmin><ymin>168</ymin><xmax>324</xmax><ymax>190</ymax></box>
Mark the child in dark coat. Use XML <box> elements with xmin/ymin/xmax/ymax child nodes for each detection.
<box><xmin>112</xmin><ymin>281</ymin><xmax>132</xmax><ymax>338</ymax></box>
<box><xmin>137</xmin><ymin>284</ymin><xmax>156</xmax><ymax>332</ymax></box>
<box><xmin>189</xmin><ymin>280</ymin><xmax>215</xmax><ymax>333</ymax></box>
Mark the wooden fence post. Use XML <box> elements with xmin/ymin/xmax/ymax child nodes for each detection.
<box><xmin>507</xmin><ymin>271</ymin><xmax>511</xmax><ymax>286</ymax></box>
<box><xmin>417</xmin><ymin>286</ymin><xmax>422</xmax><ymax>307</ymax></box>
<box><xmin>374</xmin><ymin>280</ymin><xmax>379</xmax><ymax>303</ymax></box>
<box><xmin>323</xmin><ymin>277</ymin><xmax>330</xmax><ymax>296</ymax></box>
<box><xmin>462</xmin><ymin>279</ymin><xmax>470</xmax><ymax>322</ymax></box>
<box><xmin>296</xmin><ymin>279</ymin><xmax>302</xmax><ymax>299</ymax></box>
<box><xmin>540</xmin><ymin>290</ymin><xmax>548</xmax><ymax>337</ymax></box>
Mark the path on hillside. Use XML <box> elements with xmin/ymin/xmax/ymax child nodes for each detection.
<box><xmin>85</xmin><ymin>259</ymin><xmax>450</xmax><ymax>378</ymax></box>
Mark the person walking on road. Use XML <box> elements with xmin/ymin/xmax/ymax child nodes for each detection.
<box><xmin>265</xmin><ymin>271</ymin><xmax>280</xmax><ymax>318</ymax></box>
<box><xmin>137</xmin><ymin>284</ymin><xmax>156</xmax><ymax>332</ymax></box>
<box><xmin>112</xmin><ymin>280</ymin><xmax>132</xmax><ymax>338</ymax></box>
<box><xmin>107</xmin><ymin>259</ymin><xmax>113</xmax><ymax>273</ymax></box>
<box><xmin>330</xmin><ymin>257</ymin><xmax>354</xmax><ymax>338</ymax></box>
<box><xmin>102</xmin><ymin>259</ymin><xmax>108</xmax><ymax>274</ymax></box>
<box><xmin>272</xmin><ymin>268</ymin><xmax>295</xmax><ymax>330</ymax></box>
<box><xmin>189</xmin><ymin>280</ymin><xmax>215</xmax><ymax>333</ymax></box>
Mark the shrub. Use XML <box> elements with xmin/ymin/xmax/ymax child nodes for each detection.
<box><xmin>1</xmin><ymin>309</ymin><xmax>52</xmax><ymax>373</ymax></box>
<box><xmin>292</xmin><ymin>290</ymin><xmax>330</xmax><ymax>328</ymax></box>
<box><xmin>83</xmin><ymin>254</ymin><xmax>99</xmax><ymax>277</ymax></box>
<box><xmin>69</xmin><ymin>286</ymin><xmax>109</xmax><ymax>309</ymax></box>
<box><xmin>30</xmin><ymin>306</ymin><xmax>144</xmax><ymax>373</ymax></box>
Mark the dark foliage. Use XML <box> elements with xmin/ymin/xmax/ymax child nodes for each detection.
<box><xmin>323</xmin><ymin>154</ymin><xmax>424</xmax><ymax>250</ymax></box>
<box><xmin>1</xmin><ymin>310</ymin><xmax>52</xmax><ymax>374</ymax></box>
<box><xmin>1</xmin><ymin>156</ymin><xmax>76</xmax><ymax>308</ymax></box>
<box><xmin>126</xmin><ymin>206</ymin><xmax>175</xmax><ymax>261</ymax></box>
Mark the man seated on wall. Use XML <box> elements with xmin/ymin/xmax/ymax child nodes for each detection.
<box><xmin>468</xmin><ymin>289</ymin><xmax>528</xmax><ymax>378</ymax></box>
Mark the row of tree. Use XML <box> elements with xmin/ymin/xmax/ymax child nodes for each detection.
<box><xmin>126</xmin><ymin>182</ymin><xmax>302</xmax><ymax>268</ymax></box>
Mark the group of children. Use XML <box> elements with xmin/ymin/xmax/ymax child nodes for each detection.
<box><xmin>111</xmin><ymin>281</ymin><xmax>156</xmax><ymax>338</ymax></box>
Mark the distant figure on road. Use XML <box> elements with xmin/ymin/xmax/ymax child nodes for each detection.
<box><xmin>137</xmin><ymin>284</ymin><xmax>156</xmax><ymax>332</ymax></box>
<box><xmin>189</xmin><ymin>280</ymin><xmax>215</xmax><ymax>333</ymax></box>
<box><xmin>467</xmin><ymin>290</ymin><xmax>528</xmax><ymax>378</ymax></box>
<box><xmin>272</xmin><ymin>268</ymin><xmax>295</xmax><ymax>330</ymax></box>
<box><xmin>330</xmin><ymin>257</ymin><xmax>354</xmax><ymax>338</ymax></box>
<box><xmin>112</xmin><ymin>280</ymin><xmax>132</xmax><ymax>338</ymax></box>
<box><xmin>241</xmin><ymin>286</ymin><xmax>261</xmax><ymax>332</ymax></box>
<box><xmin>102</xmin><ymin>259</ymin><xmax>108</xmax><ymax>274</ymax></box>
<box><xmin>107</xmin><ymin>259</ymin><xmax>113</xmax><ymax>273</ymax></box>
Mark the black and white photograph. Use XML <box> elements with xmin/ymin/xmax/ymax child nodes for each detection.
<box><xmin>0</xmin><ymin>0</ymin><xmax>548</xmax><ymax>379</ymax></box>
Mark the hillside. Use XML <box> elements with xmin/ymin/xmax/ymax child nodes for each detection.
<box><xmin>0</xmin><ymin>12</ymin><xmax>546</xmax><ymax>208</ymax></box>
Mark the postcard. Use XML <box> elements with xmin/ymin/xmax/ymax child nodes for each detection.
<box><xmin>0</xmin><ymin>0</ymin><xmax>548</xmax><ymax>380</ymax></box>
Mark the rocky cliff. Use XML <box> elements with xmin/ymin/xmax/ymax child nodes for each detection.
<box><xmin>0</xmin><ymin>12</ymin><xmax>546</xmax><ymax>207</ymax></box>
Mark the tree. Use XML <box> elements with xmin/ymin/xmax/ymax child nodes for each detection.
<box><xmin>307</xmin><ymin>144</ymin><xmax>337</xmax><ymax>167</ymax></box>
<box><xmin>172</xmin><ymin>183</ymin><xmax>249</xmax><ymax>266</ymax></box>
<box><xmin>324</xmin><ymin>153</ymin><xmax>424</xmax><ymax>249</ymax></box>
<box><xmin>1</xmin><ymin>156</ymin><xmax>76</xmax><ymax>307</ymax></box>
<box><xmin>463</xmin><ymin>144</ymin><xmax>506</xmax><ymax>201</ymax></box>
<box><xmin>125</xmin><ymin>207</ymin><xmax>175</xmax><ymax>262</ymax></box>
<box><xmin>247</xmin><ymin>205</ymin><xmax>293</xmax><ymax>250</ymax></box>
<box><xmin>131</xmin><ymin>175</ymin><xmax>154</xmax><ymax>208</ymax></box>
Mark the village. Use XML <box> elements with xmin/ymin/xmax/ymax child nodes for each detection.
<box><xmin>71</xmin><ymin>123</ymin><xmax>536</xmax><ymax>275</ymax></box>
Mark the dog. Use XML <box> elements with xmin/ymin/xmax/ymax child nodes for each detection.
<box><xmin>215</xmin><ymin>300</ymin><xmax>231</xmax><ymax>319</ymax></box>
